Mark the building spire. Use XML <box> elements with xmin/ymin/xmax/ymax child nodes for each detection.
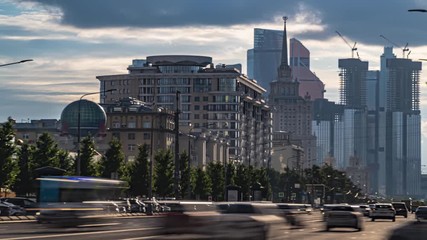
<box><xmin>281</xmin><ymin>16</ymin><xmax>289</xmax><ymax>66</ymax></box>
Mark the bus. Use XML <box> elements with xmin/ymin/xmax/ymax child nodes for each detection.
<box><xmin>36</xmin><ymin>176</ymin><xmax>128</xmax><ymax>226</ymax></box>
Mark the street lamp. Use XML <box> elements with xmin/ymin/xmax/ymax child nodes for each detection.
<box><xmin>76</xmin><ymin>88</ymin><xmax>116</xmax><ymax>176</ymax></box>
<box><xmin>0</xmin><ymin>59</ymin><xmax>33</xmax><ymax>67</ymax></box>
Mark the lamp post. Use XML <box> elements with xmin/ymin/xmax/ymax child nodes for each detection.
<box><xmin>0</xmin><ymin>59</ymin><xmax>33</xmax><ymax>67</ymax></box>
<box><xmin>174</xmin><ymin>91</ymin><xmax>181</xmax><ymax>199</ymax></box>
<box><xmin>76</xmin><ymin>88</ymin><xmax>116</xmax><ymax>176</ymax></box>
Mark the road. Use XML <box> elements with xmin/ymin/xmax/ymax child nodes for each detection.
<box><xmin>0</xmin><ymin>213</ymin><xmax>424</xmax><ymax>240</ymax></box>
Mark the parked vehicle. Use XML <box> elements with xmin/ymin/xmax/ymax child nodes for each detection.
<box><xmin>392</xmin><ymin>202</ymin><xmax>408</xmax><ymax>218</ymax></box>
<box><xmin>1</xmin><ymin>197</ymin><xmax>38</xmax><ymax>215</ymax></box>
<box><xmin>325</xmin><ymin>205</ymin><xmax>363</xmax><ymax>231</ymax></box>
<box><xmin>126</xmin><ymin>198</ymin><xmax>145</xmax><ymax>213</ymax></box>
<box><xmin>0</xmin><ymin>201</ymin><xmax>26</xmax><ymax>216</ymax></box>
<box><xmin>370</xmin><ymin>203</ymin><xmax>396</xmax><ymax>222</ymax></box>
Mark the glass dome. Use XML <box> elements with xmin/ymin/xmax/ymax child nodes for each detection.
<box><xmin>60</xmin><ymin>99</ymin><xmax>107</xmax><ymax>137</ymax></box>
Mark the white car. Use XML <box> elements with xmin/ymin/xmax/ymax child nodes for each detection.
<box><xmin>370</xmin><ymin>203</ymin><xmax>395</xmax><ymax>222</ymax></box>
<box><xmin>325</xmin><ymin>205</ymin><xmax>363</xmax><ymax>231</ymax></box>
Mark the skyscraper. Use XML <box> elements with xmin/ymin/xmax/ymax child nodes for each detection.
<box><xmin>269</xmin><ymin>17</ymin><xmax>316</xmax><ymax>166</ymax></box>
<box><xmin>247</xmin><ymin>29</ymin><xmax>325</xmax><ymax>100</ymax></box>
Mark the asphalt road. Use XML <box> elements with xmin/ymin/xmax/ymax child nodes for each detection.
<box><xmin>0</xmin><ymin>212</ymin><xmax>423</xmax><ymax>240</ymax></box>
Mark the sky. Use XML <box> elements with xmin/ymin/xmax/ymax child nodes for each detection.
<box><xmin>2</xmin><ymin>0</ymin><xmax>427</xmax><ymax>170</ymax></box>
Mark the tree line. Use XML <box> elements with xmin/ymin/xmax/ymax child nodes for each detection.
<box><xmin>1</xmin><ymin>118</ymin><xmax>363</xmax><ymax>203</ymax></box>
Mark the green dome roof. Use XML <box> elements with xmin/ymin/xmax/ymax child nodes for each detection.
<box><xmin>60</xmin><ymin>99</ymin><xmax>107</xmax><ymax>137</ymax></box>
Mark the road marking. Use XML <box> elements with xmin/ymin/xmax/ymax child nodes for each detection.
<box><xmin>77</xmin><ymin>222</ymin><xmax>120</xmax><ymax>228</ymax></box>
<box><xmin>2</xmin><ymin>227</ymin><xmax>160</xmax><ymax>240</ymax></box>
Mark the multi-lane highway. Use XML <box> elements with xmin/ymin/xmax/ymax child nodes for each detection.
<box><xmin>0</xmin><ymin>212</ymin><xmax>424</xmax><ymax>240</ymax></box>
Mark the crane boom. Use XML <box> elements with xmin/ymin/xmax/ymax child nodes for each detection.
<box><xmin>379</xmin><ymin>35</ymin><xmax>410</xmax><ymax>58</ymax></box>
<box><xmin>336</xmin><ymin>31</ymin><xmax>357</xmax><ymax>58</ymax></box>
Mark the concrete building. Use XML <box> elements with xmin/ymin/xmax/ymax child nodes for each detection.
<box><xmin>97</xmin><ymin>55</ymin><xmax>272</xmax><ymax>167</ymax></box>
<box><xmin>268</xmin><ymin>17</ymin><xmax>316</xmax><ymax>167</ymax></box>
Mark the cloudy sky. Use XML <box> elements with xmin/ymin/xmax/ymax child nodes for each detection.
<box><xmin>2</xmin><ymin>0</ymin><xmax>427</xmax><ymax>169</ymax></box>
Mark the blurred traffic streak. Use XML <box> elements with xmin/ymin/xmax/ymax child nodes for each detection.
<box><xmin>154</xmin><ymin>201</ymin><xmax>301</xmax><ymax>239</ymax></box>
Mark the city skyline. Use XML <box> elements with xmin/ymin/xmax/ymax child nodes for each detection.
<box><xmin>2</xmin><ymin>0</ymin><xmax>427</xmax><ymax>170</ymax></box>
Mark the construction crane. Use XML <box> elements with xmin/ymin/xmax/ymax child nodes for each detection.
<box><xmin>379</xmin><ymin>35</ymin><xmax>410</xmax><ymax>58</ymax></box>
<box><xmin>336</xmin><ymin>30</ymin><xmax>358</xmax><ymax>58</ymax></box>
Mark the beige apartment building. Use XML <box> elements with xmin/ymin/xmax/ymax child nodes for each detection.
<box><xmin>97</xmin><ymin>55</ymin><xmax>272</xmax><ymax>167</ymax></box>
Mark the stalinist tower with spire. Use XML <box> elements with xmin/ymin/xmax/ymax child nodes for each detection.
<box><xmin>269</xmin><ymin>17</ymin><xmax>316</xmax><ymax>167</ymax></box>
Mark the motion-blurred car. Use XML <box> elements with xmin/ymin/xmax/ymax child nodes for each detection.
<box><xmin>415</xmin><ymin>206</ymin><xmax>427</xmax><ymax>222</ymax></box>
<box><xmin>325</xmin><ymin>205</ymin><xmax>363</xmax><ymax>231</ymax></box>
<box><xmin>392</xmin><ymin>202</ymin><xmax>408</xmax><ymax>218</ymax></box>
<box><xmin>370</xmin><ymin>203</ymin><xmax>396</xmax><ymax>222</ymax></box>
<box><xmin>1</xmin><ymin>197</ymin><xmax>38</xmax><ymax>215</ymax></box>
<box><xmin>321</xmin><ymin>204</ymin><xmax>348</xmax><ymax>221</ymax></box>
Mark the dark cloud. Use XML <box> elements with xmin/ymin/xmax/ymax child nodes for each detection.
<box><xmin>20</xmin><ymin>0</ymin><xmax>427</xmax><ymax>46</ymax></box>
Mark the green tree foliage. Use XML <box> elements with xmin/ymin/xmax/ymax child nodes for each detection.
<box><xmin>235</xmin><ymin>164</ymin><xmax>251</xmax><ymax>200</ymax></box>
<box><xmin>206</xmin><ymin>162</ymin><xmax>224</xmax><ymax>201</ymax></box>
<box><xmin>0</xmin><ymin>118</ymin><xmax>17</xmax><ymax>191</ymax></box>
<box><xmin>58</xmin><ymin>149</ymin><xmax>74</xmax><ymax>175</ymax></box>
<box><xmin>128</xmin><ymin>144</ymin><xmax>150</xmax><ymax>197</ymax></box>
<box><xmin>99</xmin><ymin>138</ymin><xmax>126</xmax><ymax>179</ymax></box>
<box><xmin>154</xmin><ymin>149</ymin><xmax>174</xmax><ymax>198</ymax></box>
<box><xmin>194</xmin><ymin>167</ymin><xmax>211</xmax><ymax>200</ymax></box>
<box><xmin>12</xmin><ymin>143</ymin><xmax>34</xmax><ymax>196</ymax></box>
<box><xmin>31</xmin><ymin>132</ymin><xmax>61</xmax><ymax>170</ymax></box>
<box><xmin>179</xmin><ymin>151</ymin><xmax>191</xmax><ymax>199</ymax></box>
<box><xmin>79</xmin><ymin>136</ymin><xmax>98</xmax><ymax>176</ymax></box>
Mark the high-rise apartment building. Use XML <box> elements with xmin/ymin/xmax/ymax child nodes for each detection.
<box><xmin>97</xmin><ymin>55</ymin><xmax>272</xmax><ymax>167</ymax></box>
<box><xmin>268</xmin><ymin>17</ymin><xmax>316</xmax><ymax>167</ymax></box>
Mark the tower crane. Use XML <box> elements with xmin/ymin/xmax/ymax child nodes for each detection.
<box><xmin>336</xmin><ymin>30</ymin><xmax>358</xmax><ymax>58</ymax></box>
<box><xmin>379</xmin><ymin>35</ymin><xmax>410</xmax><ymax>58</ymax></box>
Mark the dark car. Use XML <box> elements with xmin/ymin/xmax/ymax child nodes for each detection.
<box><xmin>392</xmin><ymin>202</ymin><xmax>408</xmax><ymax>218</ymax></box>
<box><xmin>1</xmin><ymin>197</ymin><xmax>38</xmax><ymax>215</ymax></box>
<box><xmin>0</xmin><ymin>202</ymin><xmax>26</xmax><ymax>216</ymax></box>
<box><xmin>415</xmin><ymin>206</ymin><xmax>427</xmax><ymax>222</ymax></box>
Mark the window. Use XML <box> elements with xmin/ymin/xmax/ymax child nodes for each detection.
<box><xmin>143</xmin><ymin>133</ymin><xmax>151</xmax><ymax>140</ymax></box>
<box><xmin>128</xmin><ymin>121</ymin><xmax>136</xmax><ymax>128</ymax></box>
<box><xmin>22</xmin><ymin>133</ymin><xmax>29</xmax><ymax>139</ymax></box>
<box><xmin>195</xmin><ymin>105</ymin><xmax>200</xmax><ymax>110</ymax></box>
<box><xmin>128</xmin><ymin>144</ymin><xmax>137</xmax><ymax>151</ymax></box>
<box><xmin>128</xmin><ymin>133</ymin><xmax>135</xmax><ymax>140</ymax></box>
<box><xmin>203</xmin><ymin>96</ymin><xmax>209</xmax><ymax>101</ymax></box>
<box><xmin>195</xmin><ymin>114</ymin><xmax>200</xmax><ymax>119</ymax></box>
<box><xmin>112</xmin><ymin>121</ymin><xmax>120</xmax><ymax>128</ymax></box>
<box><xmin>143</xmin><ymin>121</ymin><xmax>152</xmax><ymax>128</ymax></box>
<box><xmin>195</xmin><ymin>96</ymin><xmax>200</xmax><ymax>102</ymax></box>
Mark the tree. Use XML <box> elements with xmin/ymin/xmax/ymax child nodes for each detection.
<box><xmin>99</xmin><ymin>138</ymin><xmax>126</xmax><ymax>179</ymax></box>
<box><xmin>194</xmin><ymin>167</ymin><xmax>211</xmax><ymax>200</ymax></box>
<box><xmin>79</xmin><ymin>136</ymin><xmax>98</xmax><ymax>176</ymax></box>
<box><xmin>12</xmin><ymin>143</ymin><xmax>34</xmax><ymax>196</ymax></box>
<box><xmin>179</xmin><ymin>151</ymin><xmax>191</xmax><ymax>199</ymax></box>
<box><xmin>154</xmin><ymin>149</ymin><xmax>174</xmax><ymax>198</ymax></box>
<box><xmin>31</xmin><ymin>132</ymin><xmax>61</xmax><ymax>170</ymax></box>
<box><xmin>0</xmin><ymin>118</ymin><xmax>17</xmax><ymax>193</ymax></box>
<box><xmin>58</xmin><ymin>149</ymin><xmax>74</xmax><ymax>175</ymax></box>
<box><xmin>128</xmin><ymin>144</ymin><xmax>150</xmax><ymax>197</ymax></box>
<box><xmin>235</xmin><ymin>164</ymin><xmax>250</xmax><ymax>200</ymax></box>
<box><xmin>207</xmin><ymin>162</ymin><xmax>224</xmax><ymax>201</ymax></box>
